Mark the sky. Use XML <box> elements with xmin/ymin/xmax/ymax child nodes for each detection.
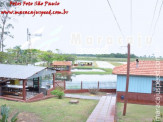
<box><xmin>2</xmin><ymin>0</ymin><xmax>163</xmax><ymax>57</ymax></box>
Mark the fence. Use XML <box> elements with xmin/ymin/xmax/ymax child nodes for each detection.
<box><xmin>65</xmin><ymin>81</ymin><xmax>116</xmax><ymax>90</ymax></box>
<box><xmin>54</xmin><ymin>81</ymin><xmax>116</xmax><ymax>93</ymax></box>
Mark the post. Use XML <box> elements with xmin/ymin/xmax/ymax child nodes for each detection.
<box><xmin>81</xmin><ymin>81</ymin><xmax>82</xmax><ymax>90</ymax></box>
<box><xmin>38</xmin><ymin>77</ymin><xmax>40</xmax><ymax>91</ymax></box>
<box><xmin>123</xmin><ymin>43</ymin><xmax>130</xmax><ymax>116</ymax></box>
<box><xmin>98</xmin><ymin>81</ymin><xmax>99</xmax><ymax>89</ymax></box>
<box><xmin>23</xmin><ymin>79</ymin><xmax>27</xmax><ymax>100</ymax></box>
<box><xmin>64</xmin><ymin>81</ymin><xmax>66</xmax><ymax>90</ymax></box>
<box><xmin>53</xmin><ymin>73</ymin><xmax>55</xmax><ymax>89</ymax></box>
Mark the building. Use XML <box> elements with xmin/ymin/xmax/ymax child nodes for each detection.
<box><xmin>113</xmin><ymin>61</ymin><xmax>163</xmax><ymax>105</ymax></box>
<box><xmin>52</xmin><ymin>61</ymin><xmax>72</xmax><ymax>75</ymax></box>
<box><xmin>0</xmin><ymin>64</ymin><xmax>56</xmax><ymax>102</ymax></box>
<box><xmin>74</xmin><ymin>60</ymin><xmax>93</xmax><ymax>66</ymax></box>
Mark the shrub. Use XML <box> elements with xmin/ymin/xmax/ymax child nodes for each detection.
<box><xmin>51</xmin><ymin>89</ymin><xmax>64</xmax><ymax>99</ymax></box>
<box><xmin>152</xmin><ymin>114</ymin><xmax>163</xmax><ymax>122</ymax></box>
<box><xmin>88</xmin><ymin>88</ymin><xmax>99</xmax><ymax>94</ymax></box>
<box><xmin>0</xmin><ymin>104</ymin><xmax>19</xmax><ymax>122</ymax></box>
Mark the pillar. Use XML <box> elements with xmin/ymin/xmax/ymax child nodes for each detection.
<box><xmin>53</xmin><ymin>73</ymin><xmax>55</xmax><ymax>88</ymax></box>
<box><xmin>23</xmin><ymin>79</ymin><xmax>27</xmax><ymax>100</ymax></box>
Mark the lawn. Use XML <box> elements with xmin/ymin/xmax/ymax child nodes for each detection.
<box><xmin>117</xmin><ymin>102</ymin><xmax>163</xmax><ymax>122</ymax></box>
<box><xmin>0</xmin><ymin>98</ymin><xmax>98</xmax><ymax>122</ymax></box>
<box><xmin>109</xmin><ymin>62</ymin><xmax>123</xmax><ymax>66</ymax></box>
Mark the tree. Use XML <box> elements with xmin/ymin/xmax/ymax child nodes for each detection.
<box><xmin>0</xmin><ymin>0</ymin><xmax>22</xmax><ymax>52</ymax></box>
<box><xmin>39</xmin><ymin>50</ymin><xmax>55</xmax><ymax>66</ymax></box>
<box><xmin>0</xmin><ymin>51</ymin><xmax>8</xmax><ymax>63</ymax></box>
<box><xmin>64</xmin><ymin>54</ymin><xmax>76</xmax><ymax>63</ymax></box>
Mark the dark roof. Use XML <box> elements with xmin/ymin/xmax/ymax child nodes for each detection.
<box><xmin>112</xmin><ymin>61</ymin><xmax>163</xmax><ymax>77</ymax></box>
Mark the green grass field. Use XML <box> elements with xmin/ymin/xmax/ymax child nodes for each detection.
<box><xmin>77</xmin><ymin>57</ymin><xmax>163</xmax><ymax>62</ymax></box>
<box><xmin>109</xmin><ymin>62</ymin><xmax>123</xmax><ymax>66</ymax></box>
<box><xmin>0</xmin><ymin>98</ymin><xmax>98</xmax><ymax>122</ymax></box>
<box><xmin>117</xmin><ymin>103</ymin><xmax>163</xmax><ymax>122</ymax></box>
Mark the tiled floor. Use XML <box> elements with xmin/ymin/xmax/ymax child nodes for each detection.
<box><xmin>87</xmin><ymin>95</ymin><xmax>116</xmax><ymax>122</ymax></box>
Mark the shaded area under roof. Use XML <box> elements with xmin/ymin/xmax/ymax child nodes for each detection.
<box><xmin>0</xmin><ymin>64</ymin><xmax>55</xmax><ymax>80</ymax></box>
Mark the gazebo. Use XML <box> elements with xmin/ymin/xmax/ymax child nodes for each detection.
<box><xmin>0</xmin><ymin>64</ymin><xmax>56</xmax><ymax>101</ymax></box>
<box><xmin>52</xmin><ymin>61</ymin><xmax>72</xmax><ymax>74</ymax></box>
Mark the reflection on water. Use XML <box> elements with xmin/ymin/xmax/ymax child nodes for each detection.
<box><xmin>69</xmin><ymin>74</ymin><xmax>117</xmax><ymax>82</ymax></box>
<box><xmin>71</xmin><ymin>69</ymin><xmax>105</xmax><ymax>72</ymax></box>
<box><xmin>41</xmin><ymin>74</ymin><xmax>117</xmax><ymax>83</ymax></box>
<box><xmin>66</xmin><ymin>75</ymin><xmax>117</xmax><ymax>89</ymax></box>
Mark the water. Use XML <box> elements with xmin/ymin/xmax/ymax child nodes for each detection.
<box><xmin>70</xmin><ymin>74</ymin><xmax>117</xmax><ymax>82</ymax></box>
<box><xmin>40</xmin><ymin>74</ymin><xmax>117</xmax><ymax>89</ymax></box>
<box><xmin>66</xmin><ymin>74</ymin><xmax>117</xmax><ymax>89</ymax></box>
<box><xmin>71</xmin><ymin>69</ymin><xmax>105</xmax><ymax>72</ymax></box>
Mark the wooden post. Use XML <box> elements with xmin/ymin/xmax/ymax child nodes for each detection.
<box><xmin>123</xmin><ymin>43</ymin><xmax>130</xmax><ymax>116</ymax></box>
<box><xmin>98</xmin><ymin>81</ymin><xmax>99</xmax><ymax>89</ymax></box>
<box><xmin>53</xmin><ymin>73</ymin><xmax>55</xmax><ymax>89</ymax></box>
<box><xmin>23</xmin><ymin>79</ymin><xmax>27</xmax><ymax>100</ymax></box>
<box><xmin>81</xmin><ymin>81</ymin><xmax>82</xmax><ymax>90</ymax></box>
<box><xmin>64</xmin><ymin>81</ymin><xmax>66</xmax><ymax>90</ymax></box>
<box><xmin>38</xmin><ymin>77</ymin><xmax>39</xmax><ymax>93</ymax></box>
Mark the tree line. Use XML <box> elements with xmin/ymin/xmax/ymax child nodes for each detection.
<box><xmin>0</xmin><ymin>46</ymin><xmax>76</xmax><ymax>66</ymax></box>
<box><xmin>74</xmin><ymin>53</ymin><xmax>138</xmax><ymax>58</ymax></box>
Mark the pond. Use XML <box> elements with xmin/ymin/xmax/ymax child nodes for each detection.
<box><xmin>66</xmin><ymin>74</ymin><xmax>117</xmax><ymax>89</ymax></box>
<box><xmin>71</xmin><ymin>69</ymin><xmax>105</xmax><ymax>72</ymax></box>
<box><xmin>70</xmin><ymin>74</ymin><xmax>117</xmax><ymax>82</ymax></box>
<box><xmin>39</xmin><ymin>74</ymin><xmax>117</xmax><ymax>89</ymax></box>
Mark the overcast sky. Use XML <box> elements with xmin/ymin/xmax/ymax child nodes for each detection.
<box><xmin>3</xmin><ymin>0</ymin><xmax>163</xmax><ymax>57</ymax></box>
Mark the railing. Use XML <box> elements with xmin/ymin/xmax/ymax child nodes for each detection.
<box><xmin>65</xmin><ymin>81</ymin><xmax>116</xmax><ymax>90</ymax></box>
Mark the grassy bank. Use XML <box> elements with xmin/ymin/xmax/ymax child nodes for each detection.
<box><xmin>0</xmin><ymin>98</ymin><xmax>98</xmax><ymax>122</ymax></box>
<box><xmin>117</xmin><ymin>103</ymin><xmax>163</xmax><ymax>122</ymax></box>
<box><xmin>109</xmin><ymin>62</ymin><xmax>123</xmax><ymax>66</ymax></box>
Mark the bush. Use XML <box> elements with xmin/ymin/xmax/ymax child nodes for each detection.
<box><xmin>88</xmin><ymin>88</ymin><xmax>99</xmax><ymax>94</ymax></box>
<box><xmin>51</xmin><ymin>89</ymin><xmax>64</xmax><ymax>99</ymax></box>
<box><xmin>152</xmin><ymin>114</ymin><xmax>163</xmax><ymax>122</ymax></box>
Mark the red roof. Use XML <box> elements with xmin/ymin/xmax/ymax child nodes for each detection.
<box><xmin>52</xmin><ymin>61</ymin><xmax>72</xmax><ymax>66</ymax></box>
<box><xmin>112</xmin><ymin>61</ymin><xmax>163</xmax><ymax>77</ymax></box>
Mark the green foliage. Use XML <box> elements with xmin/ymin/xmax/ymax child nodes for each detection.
<box><xmin>73</xmin><ymin>53</ymin><xmax>138</xmax><ymax>58</ymax></box>
<box><xmin>0</xmin><ymin>104</ymin><xmax>9</xmax><ymax>122</ymax></box>
<box><xmin>0</xmin><ymin>52</ymin><xmax>8</xmax><ymax>63</ymax></box>
<box><xmin>88</xmin><ymin>88</ymin><xmax>99</xmax><ymax>94</ymax></box>
<box><xmin>51</xmin><ymin>89</ymin><xmax>64</xmax><ymax>99</ymax></box>
<box><xmin>6</xmin><ymin>47</ymin><xmax>41</xmax><ymax>64</ymax></box>
<box><xmin>39</xmin><ymin>50</ymin><xmax>54</xmax><ymax>65</ymax></box>
<box><xmin>0</xmin><ymin>46</ymin><xmax>76</xmax><ymax>65</ymax></box>
<box><xmin>0</xmin><ymin>104</ymin><xmax>19</xmax><ymax>122</ymax></box>
<box><xmin>11</xmin><ymin>112</ymin><xmax>19</xmax><ymax>122</ymax></box>
<box><xmin>152</xmin><ymin>114</ymin><xmax>163</xmax><ymax>122</ymax></box>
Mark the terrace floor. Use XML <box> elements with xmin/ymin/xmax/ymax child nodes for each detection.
<box><xmin>0</xmin><ymin>91</ymin><xmax>39</xmax><ymax>102</ymax></box>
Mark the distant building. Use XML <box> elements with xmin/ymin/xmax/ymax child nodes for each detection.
<box><xmin>52</xmin><ymin>61</ymin><xmax>72</xmax><ymax>75</ymax></box>
<box><xmin>113</xmin><ymin>61</ymin><xmax>163</xmax><ymax>105</ymax></box>
<box><xmin>74</xmin><ymin>60</ymin><xmax>93</xmax><ymax>66</ymax></box>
